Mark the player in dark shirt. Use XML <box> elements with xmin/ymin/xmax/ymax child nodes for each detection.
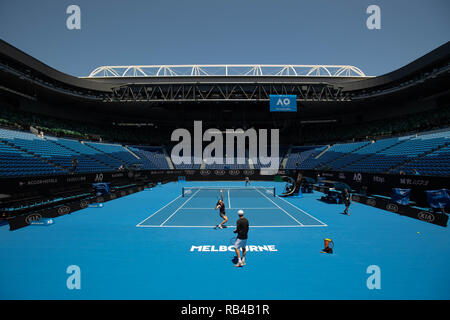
<box><xmin>343</xmin><ymin>189</ymin><xmax>352</xmax><ymax>215</ymax></box>
<box><xmin>215</xmin><ymin>189</ymin><xmax>228</xmax><ymax>229</ymax></box>
<box><xmin>233</xmin><ymin>210</ymin><xmax>249</xmax><ymax>267</ymax></box>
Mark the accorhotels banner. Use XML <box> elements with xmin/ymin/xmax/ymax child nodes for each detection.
<box><xmin>0</xmin><ymin>170</ymin><xmax>289</xmax><ymax>194</ymax></box>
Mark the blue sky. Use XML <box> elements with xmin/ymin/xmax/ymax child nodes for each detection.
<box><xmin>0</xmin><ymin>0</ymin><xmax>448</xmax><ymax>77</ymax></box>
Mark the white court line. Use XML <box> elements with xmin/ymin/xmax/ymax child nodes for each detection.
<box><xmin>180</xmin><ymin>207</ymin><xmax>278</xmax><ymax>210</ymax></box>
<box><xmin>159</xmin><ymin>189</ymin><xmax>202</xmax><ymax>226</ymax></box>
<box><xmin>136</xmin><ymin>194</ymin><xmax>182</xmax><ymax>227</ymax></box>
<box><xmin>253</xmin><ymin>188</ymin><xmax>304</xmax><ymax>226</ymax></box>
<box><xmin>276</xmin><ymin>196</ymin><xmax>328</xmax><ymax>226</ymax></box>
<box><xmin>136</xmin><ymin>225</ymin><xmax>327</xmax><ymax>228</ymax></box>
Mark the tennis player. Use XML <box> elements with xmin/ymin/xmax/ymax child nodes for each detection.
<box><xmin>245</xmin><ymin>176</ymin><xmax>250</xmax><ymax>186</ymax></box>
<box><xmin>215</xmin><ymin>189</ymin><xmax>228</xmax><ymax>229</ymax></box>
<box><xmin>233</xmin><ymin>210</ymin><xmax>249</xmax><ymax>267</ymax></box>
<box><xmin>343</xmin><ymin>189</ymin><xmax>352</xmax><ymax>215</ymax></box>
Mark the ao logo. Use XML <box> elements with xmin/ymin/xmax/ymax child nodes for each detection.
<box><xmin>276</xmin><ymin>98</ymin><xmax>292</xmax><ymax>106</ymax></box>
<box><xmin>353</xmin><ymin>173</ymin><xmax>362</xmax><ymax>182</ymax></box>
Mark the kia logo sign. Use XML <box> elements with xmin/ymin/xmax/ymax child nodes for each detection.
<box><xmin>80</xmin><ymin>200</ymin><xmax>89</xmax><ymax>209</ymax></box>
<box><xmin>214</xmin><ymin>170</ymin><xmax>225</xmax><ymax>176</ymax></box>
<box><xmin>25</xmin><ymin>213</ymin><xmax>42</xmax><ymax>224</ymax></box>
<box><xmin>386</xmin><ymin>203</ymin><xmax>399</xmax><ymax>213</ymax></box>
<box><xmin>57</xmin><ymin>206</ymin><xmax>71</xmax><ymax>216</ymax></box>
<box><xmin>243</xmin><ymin>170</ymin><xmax>254</xmax><ymax>176</ymax></box>
<box><xmin>417</xmin><ymin>211</ymin><xmax>435</xmax><ymax>223</ymax></box>
<box><xmin>366</xmin><ymin>199</ymin><xmax>376</xmax><ymax>206</ymax></box>
<box><xmin>229</xmin><ymin>170</ymin><xmax>240</xmax><ymax>176</ymax></box>
<box><xmin>200</xmin><ymin>170</ymin><xmax>211</xmax><ymax>176</ymax></box>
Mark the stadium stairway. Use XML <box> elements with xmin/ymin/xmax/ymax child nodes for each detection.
<box><xmin>247</xmin><ymin>158</ymin><xmax>255</xmax><ymax>169</ymax></box>
<box><xmin>299</xmin><ymin>142</ymin><xmax>369</xmax><ymax>170</ymax></box>
<box><xmin>315</xmin><ymin>141</ymin><xmax>372</xmax><ymax>171</ymax></box>
<box><xmin>46</xmin><ymin>139</ymin><xmax>117</xmax><ymax>172</ymax></box>
<box><xmin>123</xmin><ymin>146</ymin><xmax>142</xmax><ymax>161</ymax></box>
<box><xmin>200</xmin><ymin>159</ymin><xmax>206</xmax><ymax>169</ymax></box>
<box><xmin>81</xmin><ymin>141</ymin><xmax>133</xmax><ymax>166</ymax></box>
<box><xmin>314</xmin><ymin>145</ymin><xmax>331</xmax><ymax>159</ymax></box>
<box><xmin>127</xmin><ymin>146</ymin><xmax>171</xmax><ymax>169</ymax></box>
<box><xmin>280</xmin><ymin>146</ymin><xmax>293</xmax><ymax>169</ymax></box>
<box><xmin>162</xmin><ymin>147</ymin><xmax>175</xmax><ymax>169</ymax></box>
<box><xmin>286</xmin><ymin>146</ymin><xmax>327</xmax><ymax>169</ymax></box>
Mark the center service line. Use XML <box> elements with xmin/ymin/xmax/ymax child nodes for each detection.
<box><xmin>254</xmin><ymin>188</ymin><xmax>304</xmax><ymax>226</ymax></box>
<box><xmin>159</xmin><ymin>189</ymin><xmax>202</xmax><ymax>226</ymax></box>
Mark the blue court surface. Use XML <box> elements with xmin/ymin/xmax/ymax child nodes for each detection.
<box><xmin>0</xmin><ymin>181</ymin><xmax>449</xmax><ymax>300</ymax></box>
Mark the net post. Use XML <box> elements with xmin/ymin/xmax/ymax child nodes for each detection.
<box><xmin>182</xmin><ymin>187</ymin><xmax>185</xmax><ymax>197</ymax></box>
<box><xmin>273</xmin><ymin>187</ymin><xmax>276</xmax><ymax>197</ymax></box>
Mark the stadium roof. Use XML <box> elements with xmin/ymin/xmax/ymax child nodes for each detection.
<box><xmin>87</xmin><ymin>64</ymin><xmax>367</xmax><ymax>78</ymax></box>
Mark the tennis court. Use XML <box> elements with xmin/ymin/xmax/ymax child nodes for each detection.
<box><xmin>137</xmin><ymin>186</ymin><xmax>327</xmax><ymax>228</ymax></box>
<box><xmin>0</xmin><ymin>180</ymin><xmax>449</xmax><ymax>299</ymax></box>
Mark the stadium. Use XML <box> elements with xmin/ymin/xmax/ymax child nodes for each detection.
<box><xmin>0</xmin><ymin>1</ymin><xmax>449</xmax><ymax>304</ymax></box>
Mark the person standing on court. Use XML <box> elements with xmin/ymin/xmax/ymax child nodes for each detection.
<box><xmin>233</xmin><ymin>210</ymin><xmax>249</xmax><ymax>267</ymax></box>
<box><xmin>215</xmin><ymin>189</ymin><xmax>228</xmax><ymax>229</ymax></box>
<box><xmin>343</xmin><ymin>189</ymin><xmax>352</xmax><ymax>215</ymax></box>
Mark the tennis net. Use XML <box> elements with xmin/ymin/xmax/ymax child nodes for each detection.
<box><xmin>182</xmin><ymin>187</ymin><xmax>276</xmax><ymax>198</ymax></box>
